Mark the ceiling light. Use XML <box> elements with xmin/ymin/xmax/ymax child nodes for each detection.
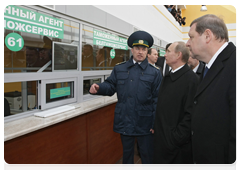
<box><xmin>201</xmin><ymin>5</ymin><xmax>207</xmax><ymax>11</ymax></box>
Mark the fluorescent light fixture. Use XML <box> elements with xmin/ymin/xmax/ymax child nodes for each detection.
<box><xmin>201</xmin><ymin>5</ymin><xmax>207</xmax><ymax>11</ymax></box>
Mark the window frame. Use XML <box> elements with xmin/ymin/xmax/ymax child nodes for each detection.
<box><xmin>82</xmin><ymin>75</ymin><xmax>104</xmax><ymax>101</ymax></box>
<box><xmin>40</xmin><ymin>77</ymin><xmax>77</xmax><ymax>110</ymax></box>
<box><xmin>4</xmin><ymin>5</ymin><xmax>131</xmax><ymax>122</ymax></box>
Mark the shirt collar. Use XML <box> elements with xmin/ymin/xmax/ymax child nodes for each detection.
<box><xmin>169</xmin><ymin>64</ymin><xmax>190</xmax><ymax>81</ymax></box>
<box><xmin>206</xmin><ymin>42</ymin><xmax>228</xmax><ymax>69</ymax></box>
<box><xmin>171</xmin><ymin>64</ymin><xmax>185</xmax><ymax>73</ymax></box>
<box><xmin>133</xmin><ymin>58</ymin><xmax>141</xmax><ymax>65</ymax></box>
<box><xmin>128</xmin><ymin>56</ymin><xmax>148</xmax><ymax>70</ymax></box>
<box><xmin>192</xmin><ymin>63</ymin><xmax>200</xmax><ymax>73</ymax></box>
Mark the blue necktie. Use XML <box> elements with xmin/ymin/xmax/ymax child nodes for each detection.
<box><xmin>203</xmin><ymin>67</ymin><xmax>209</xmax><ymax>78</ymax></box>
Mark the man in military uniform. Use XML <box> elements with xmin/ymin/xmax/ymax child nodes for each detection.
<box><xmin>89</xmin><ymin>31</ymin><xmax>162</xmax><ymax>164</ymax></box>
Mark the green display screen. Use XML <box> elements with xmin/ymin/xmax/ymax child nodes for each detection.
<box><xmin>50</xmin><ymin>87</ymin><xmax>70</xmax><ymax>99</ymax></box>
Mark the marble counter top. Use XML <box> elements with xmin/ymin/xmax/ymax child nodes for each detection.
<box><xmin>4</xmin><ymin>94</ymin><xmax>117</xmax><ymax>142</ymax></box>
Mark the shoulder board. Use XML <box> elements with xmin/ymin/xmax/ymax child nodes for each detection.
<box><xmin>116</xmin><ymin>61</ymin><xmax>126</xmax><ymax>65</ymax></box>
<box><xmin>149</xmin><ymin>63</ymin><xmax>160</xmax><ymax>70</ymax></box>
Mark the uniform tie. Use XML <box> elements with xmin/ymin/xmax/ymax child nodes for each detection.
<box><xmin>203</xmin><ymin>67</ymin><xmax>209</xmax><ymax>78</ymax></box>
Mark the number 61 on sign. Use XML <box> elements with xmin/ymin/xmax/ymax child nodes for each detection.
<box><xmin>5</xmin><ymin>33</ymin><xmax>24</xmax><ymax>52</ymax></box>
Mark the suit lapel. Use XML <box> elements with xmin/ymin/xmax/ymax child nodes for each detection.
<box><xmin>195</xmin><ymin>61</ymin><xmax>223</xmax><ymax>97</ymax></box>
<box><xmin>196</xmin><ymin>62</ymin><xmax>204</xmax><ymax>75</ymax></box>
<box><xmin>194</xmin><ymin>42</ymin><xmax>235</xmax><ymax>98</ymax></box>
<box><xmin>156</xmin><ymin>57</ymin><xmax>165</xmax><ymax>68</ymax></box>
<box><xmin>165</xmin><ymin>64</ymin><xmax>169</xmax><ymax>76</ymax></box>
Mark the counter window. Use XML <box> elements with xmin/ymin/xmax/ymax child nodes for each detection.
<box><xmin>81</xmin><ymin>25</ymin><xmax>130</xmax><ymax>71</ymax></box>
<box><xmin>4</xmin><ymin>5</ymin><xmax>80</xmax><ymax>73</ymax></box>
<box><xmin>46</xmin><ymin>81</ymin><xmax>74</xmax><ymax>103</ymax></box>
<box><xmin>41</xmin><ymin>78</ymin><xmax>77</xmax><ymax>110</ymax></box>
<box><xmin>83</xmin><ymin>78</ymin><xmax>101</xmax><ymax>95</ymax></box>
<box><xmin>4</xmin><ymin>81</ymin><xmax>38</xmax><ymax>117</ymax></box>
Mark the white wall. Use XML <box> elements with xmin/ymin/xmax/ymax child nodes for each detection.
<box><xmin>94</xmin><ymin>5</ymin><xmax>184</xmax><ymax>44</ymax></box>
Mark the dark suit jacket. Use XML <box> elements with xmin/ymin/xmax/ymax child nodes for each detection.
<box><xmin>153</xmin><ymin>64</ymin><xmax>199</xmax><ymax>163</ymax></box>
<box><xmin>156</xmin><ymin>57</ymin><xmax>170</xmax><ymax>76</ymax></box>
<box><xmin>195</xmin><ymin>61</ymin><xmax>205</xmax><ymax>77</ymax></box>
<box><xmin>191</xmin><ymin>42</ymin><xmax>236</xmax><ymax>164</ymax></box>
<box><xmin>156</xmin><ymin>57</ymin><xmax>165</xmax><ymax>68</ymax></box>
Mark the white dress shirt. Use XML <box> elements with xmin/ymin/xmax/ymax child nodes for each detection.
<box><xmin>133</xmin><ymin>59</ymin><xmax>141</xmax><ymax>65</ymax></box>
<box><xmin>171</xmin><ymin>64</ymin><xmax>184</xmax><ymax>73</ymax></box>
<box><xmin>205</xmin><ymin>42</ymin><xmax>228</xmax><ymax>69</ymax></box>
<box><xmin>162</xmin><ymin>59</ymin><xmax>171</xmax><ymax>76</ymax></box>
<box><xmin>192</xmin><ymin>63</ymin><xmax>200</xmax><ymax>73</ymax></box>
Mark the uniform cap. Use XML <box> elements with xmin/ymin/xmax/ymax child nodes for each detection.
<box><xmin>127</xmin><ymin>31</ymin><xmax>154</xmax><ymax>48</ymax></box>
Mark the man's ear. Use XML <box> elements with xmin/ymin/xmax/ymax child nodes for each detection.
<box><xmin>204</xmin><ymin>29</ymin><xmax>213</xmax><ymax>43</ymax></box>
<box><xmin>177</xmin><ymin>51</ymin><xmax>182</xmax><ymax>60</ymax></box>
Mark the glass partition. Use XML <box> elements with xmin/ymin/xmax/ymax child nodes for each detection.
<box><xmin>4</xmin><ymin>5</ymin><xmax>80</xmax><ymax>73</ymax></box>
<box><xmin>4</xmin><ymin>81</ymin><xmax>38</xmax><ymax>117</ymax></box>
<box><xmin>83</xmin><ymin>78</ymin><xmax>101</xmax><ymax>95</ymax></box>
<box><xmin>81</xmin><ymin>24</ymin><xmax>130</xmax><ymax>71</ymax></box>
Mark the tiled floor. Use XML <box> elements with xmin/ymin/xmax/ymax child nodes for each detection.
<box><xmin>109</xmin><ymin>145</ymin><xmax>142</xmax><ymax>170</ymax></box>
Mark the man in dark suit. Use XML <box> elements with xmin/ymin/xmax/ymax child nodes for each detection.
<box><xmin>153</xmin><ymin>41</ymin><xmax>198</xmax><ymax>164</ymax></box>
<box><xmin>147</xmin><ymin>48</ymin><xmax>159</xmax><ymax>67</ymax></box>
<box><xmin>186</xmin><ymin>14</ymin><xmax>236</xmax><ymax>164</ymax></box>
<box><xmin>188</xmin><ymin>52</ymin><xmax>205</xmax><ymax>77</ymax></box>
<box><xmin>156</xmin><ymin>43</ymin><xmax>171</xmax><ymax>76</ymax></box>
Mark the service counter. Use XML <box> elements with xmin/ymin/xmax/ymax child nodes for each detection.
<box><xmin>4</xmin><ymin>94</ymin><xmax>117</xmax><ymax>141</ymax></box>
<box><xmin>4</xmin><ymin>94</ymin><xmax>123</xmax><ymax>164</ymax></box>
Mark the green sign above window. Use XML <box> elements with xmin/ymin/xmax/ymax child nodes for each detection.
<box><xmin>159</xmin><ymin>49</ymin><xmax>166</xmax><ymax>56</ymax></box>
<box><xmin>93</xmin><ymin>29</ymin><xmax>128</xmax><ymax>50</ymax></box>
<box><xmin>50</xmin><ymin>87</ymin><xmax>71</xmax><ymax>99</ymax></box>
<box><xmin>4</xmin><ymin>5</ymin><xmax>64</xmax><ymax>39</ymax></box>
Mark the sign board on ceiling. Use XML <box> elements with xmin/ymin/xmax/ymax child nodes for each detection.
<box><xmin>4</xmin><ymin>5</ymin><xmax>64</xmax><ymax>39</ymax></box>
<box><xmin>93</xmin><ymin>29</ymin><xmax>128</xmax><ymax>50</ymax></box>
